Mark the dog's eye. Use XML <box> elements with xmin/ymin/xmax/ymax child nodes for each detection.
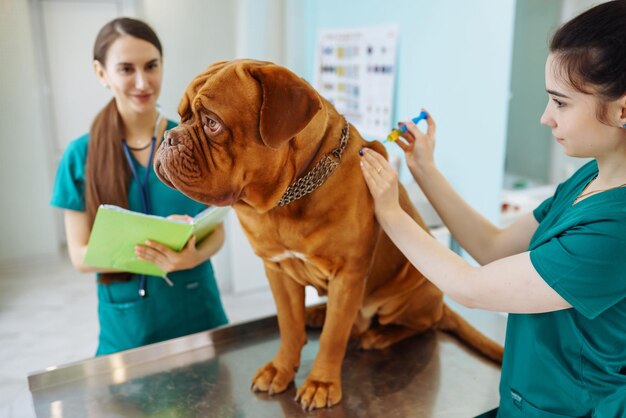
<box><xmin>203</xmin><ymin>116</ymin><xmax>221</xmax><ymax>133</ymax></box>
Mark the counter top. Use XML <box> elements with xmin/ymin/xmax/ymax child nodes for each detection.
<box><xmin>28</xmin><ymin>313</ymin><xmax>503</xmax><ymax>417</ymax></box>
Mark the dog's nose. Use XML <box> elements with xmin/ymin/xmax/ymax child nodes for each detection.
<box><xmin>163</xmin><ymin>130</ymin><xmax>180</xmax><ymax>147</ymax></box>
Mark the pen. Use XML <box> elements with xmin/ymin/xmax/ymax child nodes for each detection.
<box><xmin>139</xmin><ymin>274</ymin><xmax>173</xmax><ymax>297</ymax></box>
<box><xmin>139</xmin><ymin>275</ymin><xmax>147</xmax><ymax>297</ymax></box>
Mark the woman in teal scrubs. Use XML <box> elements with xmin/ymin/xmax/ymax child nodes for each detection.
<box><xmin>51</xmin><ymin>17</ymin><xmax>227</xmax><ymax>356</ymax></box>
<box><xmin>361</xmin><ymin>1</ymin><xmax>625</xmax><ymax>416</ymax></box>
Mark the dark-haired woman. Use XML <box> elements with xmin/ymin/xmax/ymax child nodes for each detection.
<box><xmin>361</xmin><ymin>1</ymin><xmax>626</xmax><ymax>416</ymax></box>
<box><xmin>51</xmin><ymin>17</ymin><xmax>227</xmax><ymax>356</ymax></box>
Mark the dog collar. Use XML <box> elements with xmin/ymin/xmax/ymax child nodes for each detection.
<box><xmin>277</xmin><ymin>119</ymin><xmax>350</xmax><ymax>207</ymax></box>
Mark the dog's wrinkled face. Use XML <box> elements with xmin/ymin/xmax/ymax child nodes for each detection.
<box><xmin>154</xmin><ymin>59</ymin><xmax>322</xmax><ymax>209</ymax></box>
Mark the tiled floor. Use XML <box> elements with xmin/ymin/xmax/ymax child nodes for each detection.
<box><xmin>0</xmin><ymin>257</ymin><xmax>279</xmax><ymax>418</ymax></box>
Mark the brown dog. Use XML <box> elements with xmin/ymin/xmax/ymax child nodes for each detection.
<box><xmin>154</xmin><ymin>59</ymin><xmax>503</xmax><ymax>410</ymax></box>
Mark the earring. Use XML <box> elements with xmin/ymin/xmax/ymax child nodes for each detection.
<box><xmin>623</xmin><ymin>123</ymin><xmax>626</xmax><ymax>129</ymax></box>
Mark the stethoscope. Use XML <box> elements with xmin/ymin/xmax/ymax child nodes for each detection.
<box><xmin>122</xmin><ymin>111</ymin><xmax>162</xmax><ymax>298</ymax></box>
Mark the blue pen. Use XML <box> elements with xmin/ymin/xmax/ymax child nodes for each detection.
<box><xmin>386</xmin><ymin>111</ymin><xmax>428</xmax><ymax>142</ymax></box>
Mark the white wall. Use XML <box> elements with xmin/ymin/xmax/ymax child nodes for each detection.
<box><xmin>234</xmin><ymin>0</ymin><xmax>285</xmax><ymax>64</ymax></box>
<box><xmin>0</xmin><ymin>0</ymin><xmax>60</xmax><ymax>266</ymax></box>
<box><xmin>505</xmin><ymin>0</ymin><xmax>562</xmax><ymax>184</ymax></box>
<box><xmin>141</xmin><ymin>0</ymin><xmax>237</xmax><ymax>120</ymax></box>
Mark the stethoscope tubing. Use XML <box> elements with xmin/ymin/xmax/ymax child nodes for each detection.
<box><xmin>121</xmin><ymin>112</ymin><xmax>162</xmax><ymax>297</ymax></box>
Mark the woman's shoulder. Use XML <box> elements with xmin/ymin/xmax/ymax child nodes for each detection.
<box><xmin>51</xmin><ymin>133</ymin><xmax>90</xmax><ymax>210</ymax></box>
<box><xmin>62</xmin><ymin>133</ymin><xmax>90</xmax><ymax>160</ymax></box>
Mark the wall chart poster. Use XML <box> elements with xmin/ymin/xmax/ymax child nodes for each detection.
<box><xmin>315</xmin><ymin>25</ymin><xmax>399</xmax><ymax>139</ymax></box>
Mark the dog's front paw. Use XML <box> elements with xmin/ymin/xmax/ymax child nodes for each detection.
<box><xmin>295</xmin><ymin>378</ymin><xmax>342</xmax><ymax>411</ymax></box>
<box><xmin>251</xmin><ymin>361</ymin><xmax>295</xmax><ymax>395</ymax></box>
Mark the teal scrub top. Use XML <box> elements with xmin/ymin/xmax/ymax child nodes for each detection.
<box><xmin>498</xmin><ymin>161</ymin><xmax>626</xmax><ymax>417</ymax></box>
<box><xmin>50</xmin><ymin>120</ymin><xmax>228</xmax><ymax>356</ymax></box>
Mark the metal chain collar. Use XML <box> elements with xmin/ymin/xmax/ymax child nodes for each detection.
<box><xmin>277</xmin><ymin>120</ymin><xmax>350</xmax><ymax>207</ymax></box>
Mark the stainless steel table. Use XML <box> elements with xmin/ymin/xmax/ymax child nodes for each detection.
<box><xmin>28</xmin><ymin>314</ymin><xmax>502</xmax><ymax>417</ymax></box>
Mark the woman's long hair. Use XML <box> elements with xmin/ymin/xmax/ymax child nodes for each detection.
<box><xmin>86</xmin><ymin>18</ymin><xmax>162</xmax><ymax>283</ymax></box>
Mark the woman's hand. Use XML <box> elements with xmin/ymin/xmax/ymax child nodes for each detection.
<box><xmin>135</xmin><ymin>235</ymin><xmax>201</xmax><ymax>273</ymax></box>
<box><xmin>394</xmin><ymin>110</ymin><xmax>437</xmax><ymax>178</ymax></box>
<box><xmin>360</xmin><ymin>148</ymin><xmax>404</xmax><ymax>222</ymax></box>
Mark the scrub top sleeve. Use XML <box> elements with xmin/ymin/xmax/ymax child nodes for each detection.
<box><xmin>533</xmin><ymin>180</ymin><xmax>567</xmax><ymax>223</ymax></box>
<box><xmin>533</xmin><ymin>195</ymin><xmax>554</xmax><ymax>223</ymax></box>
<box><xmin>50</xmin><ymin>138</ymin><xmax>87</xmax><ymax>211</ymax></box>
<box><xmin>530</xmin><ymin>215</ymin><xmax>626</xmax><ymax>319</ymax></box>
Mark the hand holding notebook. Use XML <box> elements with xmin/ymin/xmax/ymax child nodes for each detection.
<box><xmin>84</xmin><ymin>205</ymin><xmax>230</xmax><ymax>277</ymax></box>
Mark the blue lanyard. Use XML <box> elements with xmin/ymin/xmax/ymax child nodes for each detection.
<box><xmin>122</xmin><ymin>138</ymin><xmax>156</xmax><ymax>215</ymax></box>
<box><xmin>122</xmin><ymin>138</ymin><xmax>156</xmax><ymax>298</ymax></box>
<box><xmin>121</xmin><ymin>114</ymin><xmax>161</xmax><ymax>297</ymax></box>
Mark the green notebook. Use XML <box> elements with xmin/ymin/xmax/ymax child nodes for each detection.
<box><xmin>84</xmin><ymin>204</ymin><xmax>231</xmax><ymax>277</ymax></box>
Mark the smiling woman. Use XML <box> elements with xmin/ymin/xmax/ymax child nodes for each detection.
<box><xmin>93</xmin><ymin>37</ymin><xmax>162</xmax><ymax>118</ymax></box>
<box><xmin>49</xmin><ymin>17</ymin><xmax>228</xmax><ymax>356</ymax></box>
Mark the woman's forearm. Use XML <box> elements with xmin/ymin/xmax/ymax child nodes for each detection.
<box><xmin>194</xmin><ymin>224</ymin><xmax>225</xmax><ymax>264</ymax></box>
<box><xmin>68</xmin><ymin>243</ymin><xmax>121</xmax><ymax>274</ymax></box>
<box><xmin>379</xmin><ymin>208</ymin><xmax>570</xmax><ymax>313</ymax></box>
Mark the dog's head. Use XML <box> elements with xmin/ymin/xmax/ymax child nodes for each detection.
<box><xmin>154</xmin><ymin>59</ymin><xmax>323</xmax><ymax>210</ymax></box>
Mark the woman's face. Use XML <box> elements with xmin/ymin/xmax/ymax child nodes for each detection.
<box><xmin>94</xmin><ymin>35</ymin><xmax>162</xmax><ymax>116</ymax></box>
<box><xmin>540</xmin><ymin>53</ymin><xmax>625</xmax><ymax>159</ymax></box>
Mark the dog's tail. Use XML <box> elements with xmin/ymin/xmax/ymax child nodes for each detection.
<box><xmin>436</xmin><ymin>304</ymin><xmax>504</xmax><ymax>363</ymax></box>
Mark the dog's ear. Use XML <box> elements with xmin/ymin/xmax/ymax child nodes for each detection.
<box><xmin>177</xmin><ymin>91</ymin><xmax>192</xmax><ymax>119</ymax></box>
<box><xmin>250</xmin><ymin>65</ymin><xmax>322</xmax><ymax>149</ymax></box>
